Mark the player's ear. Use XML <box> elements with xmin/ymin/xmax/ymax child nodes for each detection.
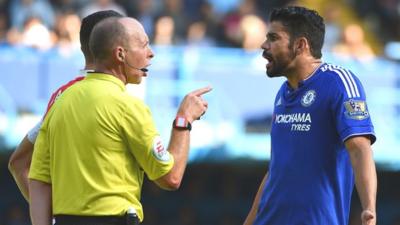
<box><xmin>295</xmin><ymin>37</ymin><xmax>308</xmax><ymax>55</ymax></box>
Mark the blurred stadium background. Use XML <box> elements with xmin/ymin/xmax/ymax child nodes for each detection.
<box><xmin>0</xmin><ymin>0</ymin><xmax>399</xmax><ymax>224</ymax></box>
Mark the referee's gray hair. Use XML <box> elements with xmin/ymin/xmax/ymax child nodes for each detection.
<box><xmin>89</xmin><ymin>17</ymin><xmax>129</xmax><ymax>61</ymax></box>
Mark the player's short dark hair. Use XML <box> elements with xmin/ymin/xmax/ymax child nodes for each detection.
<box><xmin>80</xmin><ymin>10</ymin><xmax>123</xmax><ymax>61</ymax></box>
<box><xmin>270</xmin><ymin>6</ymin><xmax>325</xmax><ymax>59</ymax></box>
<box><xmin>89</xmin><ymin>17</ymin><xmax>129</xmax><ymax>62</ymax></box>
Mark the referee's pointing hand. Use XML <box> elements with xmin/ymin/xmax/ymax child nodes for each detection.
<box><xmin>177</xmin><ymin>86</ymin><xmax>212</xmax><ymax>123</ymax></box>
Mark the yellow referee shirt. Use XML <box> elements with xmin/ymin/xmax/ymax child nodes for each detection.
<box><xmin>29</xmin><ymin>73</ymin><xmax>174</xmax><ymax>221</ymax></box>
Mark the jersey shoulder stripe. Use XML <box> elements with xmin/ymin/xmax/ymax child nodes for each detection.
<box><xmin>322</xmin><ymin>64</ymin><xmax>360</xmax><ymax>98</ymax></box>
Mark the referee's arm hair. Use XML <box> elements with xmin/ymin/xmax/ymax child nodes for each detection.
<box><xmin>154</xmin><ymin>86</ymin><xmax>212</xmax><ymax>190</ymax></box>
<box><xmin>8</xmin><ymin>135</ymin><xmax>34</xmax><ymax>201</ymax></box>
<box><xmin>346</xmin><ymin>136</ymin><xmax>377</xmax><ymax>225</ymax></box>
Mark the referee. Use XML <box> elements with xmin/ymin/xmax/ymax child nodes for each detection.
<box><xmin>28</xmin><ymin>17</ymin><xmax>211</xmax><ymax>225</ymax></box>
<box><xmin>8</xmin><ymin>10</ymin><xmax>123</xmax><ymax>203</ymax></box>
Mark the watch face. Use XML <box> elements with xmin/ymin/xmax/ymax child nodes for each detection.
<box><xmin>174</xmin><ymin>117</ymin><xmax>191</xmax><ymax>131</ymax></box>
<box><xmin>175</xmin><ymin>117</ymin><xmax>187</xmax><ymax>127</ymax></box>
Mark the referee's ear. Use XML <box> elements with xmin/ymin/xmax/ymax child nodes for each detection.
<box><xmin>114</xmin><ymin>47</ymin><xmax>125</xmax><ymax>63</ymax></box>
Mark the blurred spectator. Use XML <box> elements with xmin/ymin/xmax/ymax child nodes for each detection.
<box><xmin>352</xmin><ymin>0</ymin><xmax>400</xmax><ymax>43</ymax></box>
<box><xmin>5</xmin><ymin>28</ymin><xmax>21</xmax><ymax>46</ymax></box>
<box><xmin>198</xmin><ymin>1</ymin><xmax>219</xmax><ymax>41</ymax></box>
<box><xmin>156</xmin><ymin>0</ymin><xmax>187</xmax><ymax>40</ymax></box>
<box><xmin>20</xmin><ymin>17</ymin><xmax>55</xmax><ymax>50</ymax></box>
<box><xmin>0</xmin><ymin>12</ymin><xmax>8</xmax><ymax>43</ymax></box>
<box><xmin>332</xmin><ymin>23</ymin><xmax>375</xmax><ymax>61</ymax></box>
<box><xmin>50</xmin><ymin>0</ymin><xmax>81</xmax><ymax>14</ymax></box>
<box><xmin>186</xmin><ymin>20</ymin><xmax>215</xmax><ymax>47</ymax></box>
<box><xmin>9</xmin><ymin>0</ymin><xmax>55</xmax><ymax>30</ymax></box>
<box><xmin>182</xmin><ymin>0</ymin><xmax>204</xmax><ymax>21</ymax></box>
<box><xmin>375</xmin><ymin>0</ymin><xmax>400</xmax><ymax>41</ymax></box>
<box><xmin>132</xmin><ymin>0</ymin><xmax>156</xmax><ymax>37</ymax></box>
<box><xmin>53</xmin><ymin>12</ymin><xmax>81</xmax><ymax>56</ymax></box>
<box><xmin>80</xmin><ymin>0</ymin><xmax>126</xmax><ymax>18</ymax></box>
<box><xmin>153</xmin><ymin>15</ymin><xmax>176</xmax><ymax>45</ymax></box>
<box><xmin>220</xmin><ymin>0</ymin><xmax>257</xmax><ymax>47</ymax></box>
<box><xmin>322</xmin><ymin>3</ymin><xmax>342</xmax><ymax>52</ymax></box>
<box><xmin>239</xmin><ymin>14</ymin><xmax>267</xmax><ymax>51</ymax></box>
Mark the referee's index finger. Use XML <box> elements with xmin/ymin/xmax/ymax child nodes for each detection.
<box><xmin>191</xmin><ymin>86</ymin><xmax>212</xmax><ymax>96</ymax></box>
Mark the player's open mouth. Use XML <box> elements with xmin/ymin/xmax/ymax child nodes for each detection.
<box><xmin>263</xmin><ymin>52</ymin><xmax>273</xmax><ymax>67</ymax></box>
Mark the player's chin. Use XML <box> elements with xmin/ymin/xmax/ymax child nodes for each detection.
<box><xmin>266</xmin><ymin>69</ymin><xmax>279</xmax><ymax>78</ymax></box>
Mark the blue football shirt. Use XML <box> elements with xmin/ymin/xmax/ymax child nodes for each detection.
<box><xmin>254</xmin><ymin>63</ymin><xmax>376</xmax><ymax>225</ymax></box>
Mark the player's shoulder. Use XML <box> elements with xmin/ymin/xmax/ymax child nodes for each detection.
<box><xmin>319</xmin><ymin>63</ymin><xmax>356</xmax><ymax>80</ymax></box>
<box><xmin>320</xmin><ymin>63</ymin><xmax>363</xmax><ymax>98</ymax></box>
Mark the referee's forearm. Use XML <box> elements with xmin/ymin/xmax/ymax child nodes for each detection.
<box><xmin>155</xmin><ymin>128</ymin><xmax>190</xmax><ymax>190</ymax></box>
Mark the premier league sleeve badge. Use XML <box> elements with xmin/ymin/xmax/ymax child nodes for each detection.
<box><xmin>344</xmin><ymin>99</ymin><xmax>370</xmax><ymax>120</ymax></box>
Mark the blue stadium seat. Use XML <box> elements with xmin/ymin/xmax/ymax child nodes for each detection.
<box><xmin>42</xmin><ymin>48</ymin><xmax>84</xmax><ymax>105</ymax></box>
<box><xmin>0</xmin><ymin>46</ymin><xmax>42</xmax><ymax>112</ymax></box>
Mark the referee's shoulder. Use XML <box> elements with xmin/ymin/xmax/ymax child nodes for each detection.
<box><xmin>120</xmin><ymin>92</ymin><xmax>148</xmax><ymax>108</ymax></box>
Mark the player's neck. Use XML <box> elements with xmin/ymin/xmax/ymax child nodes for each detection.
<box><xmin>286</xmin><ymin>58</ymin><xmax>322</xmax><ymax>89</ymax></box>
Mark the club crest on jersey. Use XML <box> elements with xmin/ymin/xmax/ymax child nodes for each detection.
<box><xmin>301</xmin><ymin>90</ymin><xmax>316</xmax><ymax>107</ymax></box>
<box><xmin>344</xmin><ymin>99</ymin><xmax>369</xmax><ymax>120</ymax></box>
<box><xmin>152</xmin><ymin>136</ymin><xmax>170</xmax><ymax>162</ymax></box>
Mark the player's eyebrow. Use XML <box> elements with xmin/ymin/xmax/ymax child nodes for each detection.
<box><xmin>266</xmin><ymin>32</ymin><xmax>279</xmax><ymax>39</ymax></box>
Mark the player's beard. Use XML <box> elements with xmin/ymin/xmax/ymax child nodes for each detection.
<box><xmin>266</xmin><ymin>48</ymin><xmax>296</xmax><ymax>78</ymax></box>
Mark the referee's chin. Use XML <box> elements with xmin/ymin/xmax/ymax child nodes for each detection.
<box><xmin>127</xmin><ymin>76</ymin><xmax>142</xmax><ymax>84</ymax></box>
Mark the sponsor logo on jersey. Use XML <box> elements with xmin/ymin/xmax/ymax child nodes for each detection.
<box><xmin>275</xmin><ymin>113</ymin><xmax>312</xmax><ymax>131</ymax></box>
<box><xmin>275</xmin><ymin>113</ymin><xmax>312</xmax><ymax>123</ymax></box>
<box><xmin>301</xmin><ymin>90</ymin><xmax>316</xmax><ymax>107</ymax></box>
<box><xmin>344</xmin><ymin>99</ymin><xmax>369</xmax><ymax>120</ymax></box>
<box><xmin>152</xmin><ymin>136</ymin><xmax>170</xmax><ymax>161</ymax></box>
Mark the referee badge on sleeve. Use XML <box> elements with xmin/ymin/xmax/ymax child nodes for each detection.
<box><xmin>152</xmin><ymin>136</ymin><xmax>170</xmax><ymax>162</ymax></box>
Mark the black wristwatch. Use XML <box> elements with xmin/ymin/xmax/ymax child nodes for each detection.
<box><xmin>173</xmin><ymin>116</ymin><xmax>192</xmax><ymax>131</ymax></box>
